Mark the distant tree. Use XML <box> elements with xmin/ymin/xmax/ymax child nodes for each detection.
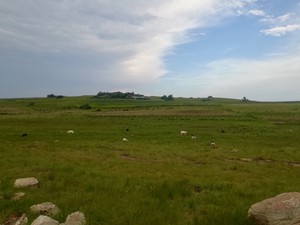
<box><xmin>79</xmin><ymin>103</ymin><xmax>92</xmax><ymax>110</ymax></box>
<box><xmin>161</xmin><ymin>95</ymin><xmax>168</xmax><ymax>101</ymax></box>
<box><xmin>95</xmin><ymin>91</ymin><xmax>136</xmax><ymax>99</ymax></box>
<box><xmin>47</xmin><ymin>94</ymin><xmax>56</xmax><ymax>98</ymax></box>
<box><xmin>167</xmin><ymin>94</ymin><xmax>174</xmax><ymax>101</ymax></box>
<box><xmin>242</xmin><ymin>97</ymin><xmax>249</xmax><ymax>102</ymax></box>
<box><xmin>47</xmin><ymin>94</ymin><xmax>64</xmax><ymax>99</ymax></box>
<box><xmin>161</xmin><ymin>94</ymin><xmax>174</xmax><ymax>101</ymax></box>
<box><xmin>203</xmin><ymin>96</ymin><xmax>213</xmax><ymax>102</ymax></box>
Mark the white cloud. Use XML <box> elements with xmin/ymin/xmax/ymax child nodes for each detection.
<box><xmin>260</xmin><ymin>13</ymin><xmax>294</xmax><ymax>24</ymax></box>
<box><xmin>277</xmin><ymin>13</ymin><xmax>293</xmax><ymax>22</ymax></box>
<box><xmin>260</xmin><ymin>24</ymin><xmax>300</xmax><ymax>36</ymax></box>
<box><xmin>165</xmin><ymin>51</ymin><xmax>300</xmax><ymax>101</ymax></box>
<box><xmin>207</xmin><ymin>54</ymin><xmax>300</xmax><ymax>101</ymax></box>
<box><xmin>248</xmin><ymin>10</ymin><xmax>265</xmax><ymax>16</ymax></box>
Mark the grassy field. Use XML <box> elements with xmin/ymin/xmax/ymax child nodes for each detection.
<box><xmin>1</xmin><ymin>96</ymin><xmax>300</xmax><ymax>224</ymax></box>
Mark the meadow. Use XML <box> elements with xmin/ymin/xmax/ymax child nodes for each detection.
<box><xmin>0</xmin><ymin>96</ymin><xmax>300</xmax><ymax>224</ymax></box>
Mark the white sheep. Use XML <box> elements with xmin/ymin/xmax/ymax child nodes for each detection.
<box><xmin>122</xmin><ymin>138</ymin><xmax>128</xmax><ymax>142</ymax></box>
<box><xmin>191</xmin><ymin>135</ymin><xmax>197</xmax><ymax>140</ymax></box>
<box><xmin>66</xmin><ymin>130</ymin><xmax>74</xmax><ymax>134</ymax></box>
<box><xmin>180</xmin><ymin>130</ymin><xmax>187</xmax><ymax>135</ymax></box>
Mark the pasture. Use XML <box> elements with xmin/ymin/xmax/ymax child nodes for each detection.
<box><xmin>0</xmin><ymin>96</ymin><xmax>300</xmax><ymax>224</ymax></box>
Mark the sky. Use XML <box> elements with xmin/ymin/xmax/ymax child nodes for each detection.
<box><xmin>0</xmin><ymin>0</ymin><xmax>300</xmax><ymax>101</ymax></box>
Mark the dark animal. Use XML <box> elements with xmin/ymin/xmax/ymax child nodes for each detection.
<box><xmin>21</xmin><ymin>133</ymin><xmax>28</xmax><ymax>137</ymax></box>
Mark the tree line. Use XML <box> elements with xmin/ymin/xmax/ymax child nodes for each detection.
<box><xmin>93</xmin><ymin>91</ymin><xmax>148</xmax><ymax>99</ymax></box>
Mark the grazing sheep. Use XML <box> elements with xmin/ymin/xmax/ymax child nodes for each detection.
<box><xmin>191</xmin><ymin>135</ymin><xmax>197</xmax><ymax>140</ymax></box>
<box><xmin>210</xmin><ymin>141</ymin><xmax>216</xmax><ymax>147</ymax></box>
<box><xmin>180</xmin><ymin>130</ymin><xmax>187</xmax><ymax>135</ymax></box>
<box><xmin>66</xmin><ymin>130</ymin><xmax>74</xmax><ymax>134</ymax></box>
<box><xmin>122</xmin><ymin>138</ymin><xmax>128</xmax><ymax>142</ymax></box>
<box><xmin>21</xmin><ymin>133</ymin><xmax>28</xmax><ymax>137</ymax></box>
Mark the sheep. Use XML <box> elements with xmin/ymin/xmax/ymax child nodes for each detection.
<box><xmin>210</xmin><ymin>141</ymin><xmax>216</xmax><ymax>147</ymax></box>
<box><xmin>21</xmin><ymin>133</ymin><xmax>28</xmax><ymax>137</ymax></box>
<box><xmin>180</xmin><ymin>130</ymin><xmax>187</xmax><ymax>135</ymax></box>
<box><xmin>191</xmin><ymin>135</ymin><xmax>197</xmax><ymax>140</ymax></box>
<box><xmin>66</xmin><ymin>130</ymin><xmax>74</xmax><ymax>134</ymax></box>
<box><xmin>122</xmin><ymin>138</ymin><xmax>128</xmax><ymax>142</ymax></box>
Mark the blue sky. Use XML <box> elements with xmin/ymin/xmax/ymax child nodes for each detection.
<box><xmin>0</xmin><ymin>0</ymin><xmax>300</xmax><ymax>101</ymax></box>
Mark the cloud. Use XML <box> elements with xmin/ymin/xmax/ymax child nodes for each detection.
<box><xmin>165</xmin><ymin>50</ymin><xmax>300</xmax><ymax>101</ymax></box>
<box><xmin>248</xmin><ymin>10</ymin><xmax>265</xmax><ymax>16</ymax></box>
<box><xmin>0</xmin><ymin>0</ymin><xmax>259</xmax><ymax>97</ymax></box>
<box><xmin>260</xmin><ymin>13</ymin><xmax>294</xmax><ymax>24</ymax></box>
<box><xmin>256</xmin><ymin>11</ymin><xmax>300</xmax><ymax>37</ymax></box>
<box><xmin>207</xmin><ymin>54</ymin><xmax>300</xmax><ymax>101</ymax></box>
<box><xmin>260</xmin><ymin>24</ymin><xmax>300</xmax><ymax>36</ymax></box>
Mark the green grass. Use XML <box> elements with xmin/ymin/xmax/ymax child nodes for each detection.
<box><xmin>1</xmin><ymin>96</ymin><xmax>300</xmax><ymax>224</ymax></box>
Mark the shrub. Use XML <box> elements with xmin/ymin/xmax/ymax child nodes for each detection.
<box><xmin>79</xmin><ymin>103</ymin><xmax>92</xmax><ymax>110</ymax></box>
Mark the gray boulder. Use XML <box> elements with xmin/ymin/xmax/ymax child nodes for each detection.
<box><xmin>14</xmin><ymin>177</ymin><xmax>39</xmax><ymax>188</ymax></box>
<box><xmin>61</xmin><ymin>212</ymin><xmax>86</xmax><ymax>225</ymax></box>
<box><xmin>248</xmin><ymin>192</ymin><xmax>300</xmax><ymax>225</ymax></box>
<box><xmin>31</xmin><ymin>215</ymin><xmax>59</xmax><ymax>225</ymax></box>
<box><xmin>30</xmin><ymin>202</ymin><xmax>61</xmax><ymax>216</ymax></box>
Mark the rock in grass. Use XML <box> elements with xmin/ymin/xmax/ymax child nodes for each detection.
<box><xmin>31</xmin><ymin>215</ymin><xmax>59</xmax><ymax>225</ymax></box>
<box><xmin>14</xmin><ymin>177</ymin><xmax>39</xmax><ymax>188</ymax></box>
<box><xmin>30</xmin><ymin>202</ymin><xmax>61</xmax><ymax>216</ymax></box>
<box><xmin>12</xmin><ymin>192</ymin><xmax>25</xmax><ymax>200</ymax></box>
<box><xmin>1</xmin><ymin>213</ymin><xmax>28</xmax><ymax>225</ymax></box>
<box><xmin>15</xmin><ymin>213</ymin><xmax>28</xmax><ymax>225</ymax></box>
<box><xmin>61</xmin><ymin>211</ymin><xmax>86</xmax><ymax>225</ymax></box>
<box><xmin>248</xmin><ymin>192</ymin><xmax>300</xmax><ymax>225</ymax></box>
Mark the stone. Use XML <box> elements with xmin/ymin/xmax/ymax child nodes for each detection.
<box><xmin>31</xmin><ymin>215</ymin><xmax>59</xmax><ymax>225</ymax></box>
<box><xmin>1</xmin><ymin>213</ymin><xmax>28</xmax><ymax>225</ymax></box>
<box><xmin>14</xmin><ymin>177</ymin><xmax>39</xmax><ymax>188</ymax></box>
<box><xmin>248</xmin><ymin>192</ymin><xmax>300</xmax><ymax>225</ymax></box>
<box><xmin>12</xmin><ymin>192</ymin><xmax>25</xmax><ymax>201</ymax></box>
<box><xmin>30</xmin><ymin>202</ymin><xmax>61</xmax><ymax>216</ymax></box>
<box><xmin>61</xmin><ymin>212</ymin><xmax>86</xmax><ymax>225</ymax></box>
<box><xmin>15</xmin><ymin>213</ymin><xmax>28</xmax><ymax>225</ymax></box>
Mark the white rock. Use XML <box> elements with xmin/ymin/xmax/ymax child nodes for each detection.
<box><xmin>12</xmin><ymin>192</ymin><xmax>26</xmax><ymax>200</ymax></box>
<box><xmin>14</xmin><ymin>177</ymin><xmax>39</xmax><ymax>188</ymax></box>
<box><xmin>15</xmin><ymin>213</ymin><xmax>28</xmax><ymax>225</ymax></box>
<box><xmin>62</xmin><ymin>211</ymin><xmax>86</xmax><ymax>225</ymax></box>
<box><xmin>30</xmin><ymin>202</ymin><xmax>61</xmax><ymax>216</ymax></box>
<box><xmin>31</xmin><ymin>215</ymin><xmax>59</xmax><ymax>225</ymax></box>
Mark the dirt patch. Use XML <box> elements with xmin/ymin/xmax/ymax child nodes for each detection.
<box><xmin>119</xmin><ymin>153</ymin><xmax>139</xmax><ymax>161</ymax></box>
<box><xmin>288</xmin><ymin>162</ymin><xmax>300</xmax><ymax>167</ymax></box>
<box><xmin>226</xmin><ymin>157</ymin><xmax>300</xmax><ymax>167</ymax></box>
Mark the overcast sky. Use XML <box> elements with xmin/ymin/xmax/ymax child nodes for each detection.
<box><xmin>1</xmin><ymin>0</ymin><xmax>300</xmax><ymax>101</ymax></box>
